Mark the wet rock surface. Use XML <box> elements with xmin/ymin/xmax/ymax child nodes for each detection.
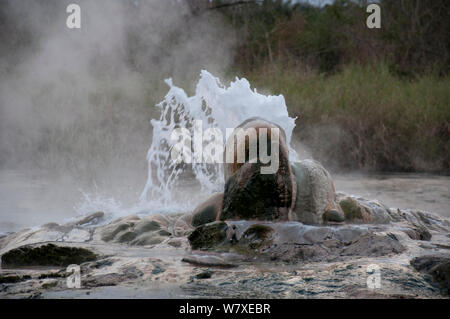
<box><xmin>186</xmin><ymin>220</ymin><xmax>406</xmax><ymax>262</ymax></box>
<box><xmin>411</xmin><ymin>255</ymin><xmax>450</xmax><ymax>295</ymax></box>
<box><xmin>194</xmin><ymin>158</ymin><xmax>400</xmax><ymax>227</ymax></box>
<box><xmin>221</xmin><ymin>118</ymin><xmax>295</xmax><ymax>222</ymax></box>
<box><xmin>1</xmin><ymin>244</ymin><xmax>97</xmax><ymax>268</ymax></box>
<box><xmin>96</xmin><ymin>213</ymin><xmax>192</xmax><ymax>246</ymax></box>
<box><xmin>188</xmin><ymin>221</ymin><xmax>228</xmax><ymax>250</ymax></box>
<box><xmin>291</xmin><ymin>160</ymin><xmax>342</xmax><ymax>224</ymax></box>
<box><xmin>221</xmin><ymin>162</ymin><xmax>292</xmax><ymax>221</ymax></box>
<box><xmin>0</xmin><ymin>195</ymin><xmax>449</xmax><ymax>299</ymax></box>
<box><xmin>191</xmin><ymin>193</ymin><xmax>223</xmax><ymax>227</ymax></box>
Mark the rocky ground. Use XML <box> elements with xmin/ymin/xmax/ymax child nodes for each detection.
<box><xmin>0</xmin><ymin>197</ymin><xmax>449</xmax><ymax>299</ymax></box>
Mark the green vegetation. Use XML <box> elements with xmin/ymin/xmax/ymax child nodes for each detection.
<box><xmin>1</xmin><ymin>0</ymin><xmax>447</xmax><ymax>172</ymax></box>
<box><xmin>0</xmin><ymin>274</ymin><xmax>31</xmax><ymax>284</ymax></box>
<box><xmin>244</xmin><ymin>63</ymin><xmax>450</xmax><ymax>171</ymax></box>
<box><xmin>219</xmin><ymin>0</ymin><xmax>449</xmax><ymax>76</ymax></box>
<box><xmin>213</xmin><ymin>0</ymin><xmax>449</xmax><ymax>171</ymax></box>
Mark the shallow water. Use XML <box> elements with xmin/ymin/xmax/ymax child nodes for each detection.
<box><xmin>0</xmin><ymin>169</ymin><xmax>82</xmax><ymax>233</ymax></box>
<box><xmin>0</xmin><ymin>169</ymin><xmax>449</xmax><ymax>234</ymax></box>
<box><xmin>333</xmin><ymin>172</ymin><xmax>450</xmax><ymax>218</ymax></box>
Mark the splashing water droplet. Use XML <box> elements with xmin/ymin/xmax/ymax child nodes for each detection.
<box><xmin>139</xmin><ymin>70</ymin><xmax>297</xmax><ymax>211</ymax></box>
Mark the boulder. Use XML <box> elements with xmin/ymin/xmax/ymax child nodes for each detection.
<box><xmin>238</xmin><ymin>224</ymin><xmax>274</xmax><ymax>251</ymax></box>
<box><xmin>0</xmin><ymin>275</ymin><xmax>31</xmax><ymax>284</ymax></box>
<box><xmin>323</xmin><ymin>209</ymin><xmax>346</xmax><ymax>223</ymax></box>
<box><xmin>338</xmin><ymin>196</ymin><xmax>392</xmax><ymax>224</ymax></box>
<box><xmin>339</xmin><ymin>197</ymin><xmax>371</xmax><ymax>222</ymax></box>
<box><xmin>221</xmin><ymin>162</ymin><xmax>293</xmax><ymax>221</ymax></box>
<box><xmin>1</xmin><ymin>243</ymin><xmax>97</xmax><ymax>268</ymax></box>
<box><xmin>220</xmin><ymin>118</ymin><xmax>295</xmax><ymax>222</ymax></box>
<box><xmin>411</xmin><ymin>255</ymin><xmax>450</xmax><ymax>295</ymax></box>
<box><xmin>290</xmin><ymin>160</ymin><xmax>343</xmax><ymax>224</ymax></box>
<box><xmin>188</xmin><ymin>221</ymin><xmax>228</xmax><ymax>250</ymax></box>
<box><xmin>191</xmin><ymin>193</ymin><xmax>223</xmax><ymax>227</ymax></box>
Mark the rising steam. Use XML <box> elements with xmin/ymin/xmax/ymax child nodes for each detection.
<box><xmin>0</xmin><ymin>0</ymin><xmax>235</xmax><ymax>230</ymax></box>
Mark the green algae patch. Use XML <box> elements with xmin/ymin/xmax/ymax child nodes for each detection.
<box><xmin>188</xmin><ymin>221</ymin><xmax>228</xmax><ymax>250</ymax></box>
<box><xmin>0</xmin><ymin>274</ymin><xmax>31</xmax><ymax>284</ymax></box>
<box><xmin>339</xmin><ymin>197</ymin><xmax>363</xmax><ymax>220</ymax></box>
<box><xmin>1</xmin><ymin>243</ymin><xmax>97</xmax><ymax>268</ymax></box>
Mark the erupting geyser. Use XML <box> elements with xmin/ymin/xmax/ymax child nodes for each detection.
<box><xmin>139</xmin><ymin>70</ymin><xmax>297</xmax><ymax>210</ymax></box>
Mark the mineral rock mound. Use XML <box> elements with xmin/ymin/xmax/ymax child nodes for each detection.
<box><xmin>221</xmin><ymin>117</ymin><xmax>295</xmax><ymax>222</ymax></box>
<box><xmin>191</xmin><ymin>117</ymin><xmax>399</xmax><ymax>226</ymax></box>
<box><xmin>290</xmin><ymin>159</ymin><xmax>343</xmax><ymax>224</ymax></box>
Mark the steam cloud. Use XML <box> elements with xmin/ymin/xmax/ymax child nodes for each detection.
<box><xmin>0</xmin><ymin>0</ymin><xmax>235</xmax><ymax>228</ymax></box>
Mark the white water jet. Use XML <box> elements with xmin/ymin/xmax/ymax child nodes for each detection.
<box><xmin>140</xmin><ymin>70</ymin><xmax>297</xmax><ymax>210</ymax></box>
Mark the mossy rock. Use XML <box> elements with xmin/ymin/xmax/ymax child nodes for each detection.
<box><xmin>323</xmin><ymin>209</ymin><xmax>345</xmax><ymax>223</ymax></box>
<box><xmin>221</xmin><ymin>117</ymin><xmax>294</xmax><ymax>222</ymax></box>
<box><xmin>243</xmin><ymin>224</ymin><xmax>273</xmax><ymax>240</ymax></box>
<box><xmin>221</xmin><ymin>162</ymin><xmax>293</xmax><ymax>221</ymax></box>
<box><xmin>0</xmin><ymin>275</ymin><xmax>31</xmax><ymax>284</ymax></box>
<box><xmin>1</xmin><ymin>244</ymin><xmax>97</xmax><ymax>268</ymax></box>
<box><xmin>240</xmin><ymin>224</ymin><xmax>274</xmax><ymax>250</ymax></box>
<box><xmin>339</xmin><ymin>197</ymin><xmax>364</xmax><ymax>220</ymax></box>
<box><xmin>338</xmin><ymin>196</ymin><xmax>392</xmax><ymax>224</ymax></box>
<box><xmin>188</xmin><ymin>221</ymin><xmax>228</xmax><ymax>250</ymax></box>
